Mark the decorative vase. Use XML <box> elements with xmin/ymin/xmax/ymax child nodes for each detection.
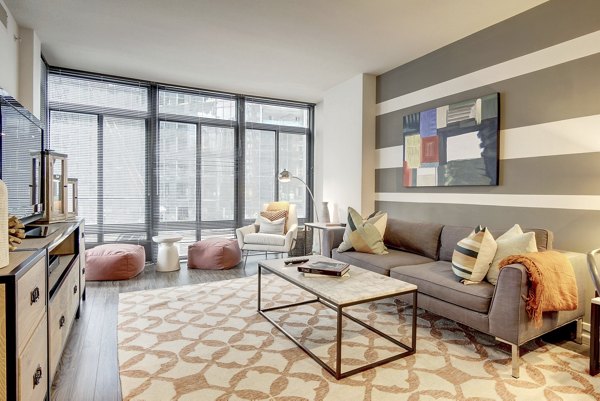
<box><xmin>320</xmin><ymin>201</ymin><xmax>331</xmax><ymax>223</ymax></box>
<box><xmin>0</xmin><ymin>179</ymin><xmax>8</xmax><ymax>268</ymax></box>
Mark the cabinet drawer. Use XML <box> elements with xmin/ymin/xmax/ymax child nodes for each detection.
<box><xmin>17</xmin><ymin>256</ymin><xmax>46</xmax><ymax>354</ymax></box>
<box><xmin>68</xmin><ymin>256</ymin><xmax>80</xmax><ymax>318</ymax></box>
<box><xmin>49</xmin><ymin>262</ymin><xmax>79</xmax><ymax>380</ymax></box>
<box><xmin>49</xmin><ymin>278</ymin><xmax>69</xmax><ymax>381</ymax></box>
<box><xmin>18</xmin><ymin>316</ymin><xmax>48</xmax><ymax>401</ymax></box>
<box><xmin>80</xmin><ymin>228</ymin><xmax>86</xmax><ymax>297</ymax></box>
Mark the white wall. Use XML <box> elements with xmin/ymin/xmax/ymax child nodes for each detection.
<box><xmin>361</xmin><ymin>74</ymin><xmax>376</xmax><ymax>216</ymax></box>
<box><xmin>0</xmin><ymin>0</ymin><xmax>19</xmax><ymax>98</ymax></box>
<box><xmin>18</xmin><ymin>27</ymin><xmax>40</xmax><ymax>117</ymax></box>
<box><xmin>317</xmin><ymin>73</ymin><xmax>376</xmax><ymax>223</ymax></box>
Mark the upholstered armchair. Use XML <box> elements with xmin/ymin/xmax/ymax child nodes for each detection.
<box><xmin>236</xmin><ymin>203</ymin><xmax>298</xmax><ymax>268</ymax></box>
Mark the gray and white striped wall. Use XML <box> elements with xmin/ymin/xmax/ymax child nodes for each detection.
<box><xmin>374</xmin><ymin>0</ymin><xmax>600</xmax><ymax>253</ymax></box>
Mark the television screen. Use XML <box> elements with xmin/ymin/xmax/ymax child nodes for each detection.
<box><xmin>0</xmin><ymin>92</ymin><xmax>44</xmax><ymax>224</ymax></box>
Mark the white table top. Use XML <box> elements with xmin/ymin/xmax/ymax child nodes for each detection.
<box><xmin>152</xmin><ymin>235</ymin><xmax>183</xmax><ymax>243</ymax></box>
<box><xmin>258</xmin><ymin>255</ymin><xmax>417</xmax><ymax>306</ymax></box>
<box><xmin>592</xmin><ymin>297</ymin><xmax>600</xmax><ymax>306</ymax></box>
<box><xmin>304</xmin><ymin>222</ymin><xmax>345</xmax><ymax>230</ymax></box>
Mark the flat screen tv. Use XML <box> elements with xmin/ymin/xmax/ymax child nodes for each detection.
<box><xmin>0</xmin><ymin>90</ymin><xmax>44</xmax><ymax>225</ymax></box>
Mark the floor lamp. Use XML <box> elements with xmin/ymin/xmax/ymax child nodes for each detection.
<box><xmin>278</xmin><ymin>169</ymin><xmax>319</xmax><ymax>255</ymax></box>
<box><xmin>278</xmin><ymin>169</ymin><xmax>319</xmax><ymax>222</ymax></box>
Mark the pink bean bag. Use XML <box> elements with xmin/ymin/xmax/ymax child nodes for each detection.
<box><xmin>187</xmin><ymin>238</ymin><xmax>241</xmax><ymax>270</ymax></box>
<box><xmin>86</xmin><ymin>244</ymin><xmax>145</xmax><ymax>281</ymax></box>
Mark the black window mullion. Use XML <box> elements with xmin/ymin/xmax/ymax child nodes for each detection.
<box><xmin>97</xmin><ymin>114</ymin><xmax>104</xmax><ymax>244</ymax></box>
<box><xmin>274</xmin><ymin>128</ymin><xmax>280</xmax><ymax>201</ymax></box>
<box><xmin>236</xmin><ymin>97</ymin><xmax>245</xmax><ymax>230</ymax></box>
<box><xmin>195</xmin><ymin>123</ymin><xmax>202</xmax><ymax>240</ymax></box>
<box><xmin>148</xmin><ymin>86</ymin><xmax>158</xmax><ymax>252</ymax></box>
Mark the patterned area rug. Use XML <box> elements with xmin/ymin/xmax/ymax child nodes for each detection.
<box><xmin>118</xmin><ymin>275</ymin><xmax>600</xmax><ymax>401</ymax></box>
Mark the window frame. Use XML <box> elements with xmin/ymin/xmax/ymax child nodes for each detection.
<box><xmin>47</xmin><ymin>68</ymin><xmax>315</xmax><ymax>258</ymax></box>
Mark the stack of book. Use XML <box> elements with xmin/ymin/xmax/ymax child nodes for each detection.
<box><xmin>297</xmin><ymin>260</ymin><xmax>350</xmax><ymax>277</ymax></box>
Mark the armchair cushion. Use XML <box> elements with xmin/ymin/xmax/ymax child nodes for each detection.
<box><xmin>244</xmin><ymin>233</ymin><xmax>286</xmax><ymax>247</ymax></box>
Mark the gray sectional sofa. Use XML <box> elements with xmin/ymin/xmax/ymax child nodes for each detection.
<box><xmin>322</xmin><ymin>218</ymin><xmax>587</xmax><ymax>378</ymax></box>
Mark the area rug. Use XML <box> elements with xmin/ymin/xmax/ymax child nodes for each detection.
<box><xmin>118</xmin><ymin>275</ymin><xmax>600</xmax><ymax>401</ymax></box>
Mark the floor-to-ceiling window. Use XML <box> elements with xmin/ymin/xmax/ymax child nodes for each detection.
<box><xmin>48</xmin><ymin>73</ymin><xmax>149</xmax><ymax>250</ymax></box>
<box><xmin>244</xmin><ymin>100</ymin><xmax>311</xmax><ymax>223</ymax></box>
<box><xmin>47</xmin><ymin>70</ymin><xmax>313</xmax><ymax>259</ymax></box>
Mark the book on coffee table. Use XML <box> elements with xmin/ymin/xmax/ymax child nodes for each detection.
<box><xmin>303</xmin><ymin>271</ymin><xmax>350</xmax><ymax>278</ymax></box>
<box><xmin>297</xmin><ymin>260</ymin><xmax>349</xmax><ymax>276</ymax></box>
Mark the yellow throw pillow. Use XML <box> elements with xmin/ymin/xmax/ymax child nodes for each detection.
<box><xmin>451</xmin><ymin>226</ymin><xmax>497</xmax><ymax>284</ymax></box>
<box><xmin>266</xmin><ymin>201</ymin><xmax>289</xmax><ymax>212</ymax></box>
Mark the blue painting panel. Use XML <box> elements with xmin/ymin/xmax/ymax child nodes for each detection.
<box><xmin>419</xmin><ymin>108</ymin><xmax>437</xmax><ymax>137</ymax></box>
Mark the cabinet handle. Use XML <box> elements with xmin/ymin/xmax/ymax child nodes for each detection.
<box><xmin>33</xmin><ymin>365</ymin><xmax>42</xmax><ymax>387</ymax></box>
<box><xmin>73</xmin><ymin>285</ymin><xmax>78</xmax><ymax>294</ymax></box>
<box><xmin>59</xmin><ymin>315</ymin><xmax>65</xmax><ymax>328</ymax></box>
<box><xmin>82</xmin><ymin>268</ymin><xmax>86</xmax><ymax>275</ymax></box>
<box><xmin>30</xmin><ymin>287</ymin><xmax>40</xmax><ymax>305</ymax></box>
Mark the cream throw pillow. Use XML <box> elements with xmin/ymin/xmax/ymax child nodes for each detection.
<box><xmin>258</xmin><ymin>216</ymin><xmax>285</xmax><ymax>235</ymax></box>
<box><xmin>337</xmin><ymin>207</ymin><xmax>388</xmax><ymax>254</ymax></box>
<box><xmin>451</xmin><ymin>226</ymin><xmax>497</xmax><ymax>284</ymax></box>
<box><xmin>486</xmin><ymin>224</ymin><xmax>538</xmax><ymax>285</ymax></box>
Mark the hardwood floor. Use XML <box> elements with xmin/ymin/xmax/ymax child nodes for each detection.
<box><xmin>50</xmin><ymin>255</ymin><xmax>261</xmax><ymax>401</ymax></box>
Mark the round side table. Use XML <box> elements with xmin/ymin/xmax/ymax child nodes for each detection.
<box><xmin>152</xmin><ymin>235</ymin><xmax>183</xmax><ymax>272</ymax></box>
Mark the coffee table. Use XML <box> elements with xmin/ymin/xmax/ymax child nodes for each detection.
<box><xmin>258</xmin><ymin>255</ymin><xmax>417</xmax><ymax>379</ymax></box>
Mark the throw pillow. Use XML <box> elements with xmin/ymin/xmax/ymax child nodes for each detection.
<box><xmin>260</xmin><ymin>210</ymin><xmax>288</xmax><ymax>232</ymax></box>
<box><xmin>258</xmin><ymin>216</ymin><xmax>285</xmax><ymax>235</ymax></box>
<box><xmin>266</xmin><ymin>201</ymin><xmax>289</xmax><ymax>212</ymax></box>
<box><xmin>337</xmin><ymin>207</ymin><xmax>388</xmax><ymax>255</ymax></box>
<box><xmin>451</xmin><ymin>225</ymin><xmax>497</xmax><ymax>284</ymax></box>
<box><xmin>486</xmin><ymin>225</ymin><xmax>538</xmax><ymax>285</ymax></box>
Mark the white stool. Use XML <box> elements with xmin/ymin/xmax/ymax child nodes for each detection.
<box><xmin>152</xmin><ymin>235</ymin><xmax>183</xmax><ymax>272</ymax></box>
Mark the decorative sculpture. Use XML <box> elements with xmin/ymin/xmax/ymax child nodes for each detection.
<box><xmin>8</xmin><ymin>215</ymin><xmax>26</xmax><ymax>251</ymax></box>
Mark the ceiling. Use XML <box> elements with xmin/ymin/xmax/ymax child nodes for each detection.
<box><xmin>6</xmin><ymin>0</ymin><xmax>547</xmax><ymax>103</ymax></box>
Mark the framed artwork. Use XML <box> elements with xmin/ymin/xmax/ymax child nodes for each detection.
<box><xmin>402</xmin><ymin>93</ymin><xmax>499</xmax><ymax>187</ymax></box>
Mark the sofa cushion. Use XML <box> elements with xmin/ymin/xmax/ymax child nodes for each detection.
<box><xmin>332</xmin><ymin>248</ymin><xmax>433</xmax><ymax>276</ymax></box>
<box><xmin>440</xmin><ymin>225</ymin><xmax>553</xmax><ymax>262</ymax></box>
<box><xmin>383</xmin><ymin>218</ymin><xmax>443</xmax><ymax>260</ymax></box>
<box><xmin>390</xmin><ymin>261</ymin><xmax>494</xmax><ymax>313</ymax></box>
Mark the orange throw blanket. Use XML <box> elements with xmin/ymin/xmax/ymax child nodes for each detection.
<box><xmin>499</xmin><ymin>251</ymin><xmax>578</xmax><ymax>327</ymax></box>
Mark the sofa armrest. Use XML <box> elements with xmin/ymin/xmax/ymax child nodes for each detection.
<box><xmin>284</xmin><ymin>224</ymin><xmax>298</xmax><ymax>250</ymax></box>
<box><xmin>235</xmin><ymin>224</ymin><xmax>257</xmax><ymax>250</ymax></box>
<box><xmin>321</xmin><ymin>226</ymin><xmax>346</xmax><ymax>257</ymax></box>
<box><xmin>488</xmin><ymin>250</ymin><xmax>588</xmax><ymax>345</ymax></box>
<box><xmin>488</xmin><ymin>263</ymin><xmax>527</xmax><ymax>344</ymax></box>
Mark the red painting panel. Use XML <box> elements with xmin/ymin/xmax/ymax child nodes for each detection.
<box><xmin>420</xmin><ymin>135</ymin><xmax>439</xmax><ymax>164</ymax></box>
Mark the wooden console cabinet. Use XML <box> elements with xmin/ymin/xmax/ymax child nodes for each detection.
<box><xmin>0</xmin><ymin>219</ymin><xmax>86</xmax><ymax>401</ymax></box>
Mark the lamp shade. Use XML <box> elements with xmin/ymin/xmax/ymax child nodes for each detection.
<box><xmin>278</xmin><ymin>169</ymin><xmax>291</xmax><ymax>182</ymax></box>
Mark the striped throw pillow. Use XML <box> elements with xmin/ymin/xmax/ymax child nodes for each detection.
<box><xmin>451</xmin><ymin>226</ymin><xmax>497</xmax><ymax>284</ymax></box>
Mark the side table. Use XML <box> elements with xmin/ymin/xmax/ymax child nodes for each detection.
<box><xmin>591</xmin><ymin>297</ymin><xmax>600</xmax><ymax>375</ymax></box>
<box><xmin>153</xmin><ymin>235</ymin><xmax>183</xmax><ymax>272</ymax></box>
<box><xmin>304</xmin><ymin>222</ymin><xmax>345</xmax><ymax>257</ymax></box>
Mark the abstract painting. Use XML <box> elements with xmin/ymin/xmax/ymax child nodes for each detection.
<box><xmin>402</xmin><ymin>93</ymin><xmax>499</xmax><ymax>187</ymax></box>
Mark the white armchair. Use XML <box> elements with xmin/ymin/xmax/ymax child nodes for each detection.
<box><xmin>236</xmin><ymin>203</ymin><xmax>299</xmax><ymax>268</ymax></box>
